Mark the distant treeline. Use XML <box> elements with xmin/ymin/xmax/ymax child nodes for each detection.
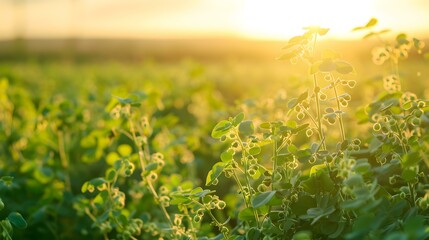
<box><xmin>0</xmin><ymin>38</ymin><xmax>382</xmax><ymax>62</ymax></box>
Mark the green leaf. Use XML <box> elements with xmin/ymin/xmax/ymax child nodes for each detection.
<box><xmin>232</xmin><ymin>112</ymin><xmax>245</xmax><ymax>126</ymax></box>
<box><xmin>249</xmin><ymin>145</ymin><xmax>261</xmax><ymax>155</ymax></box>
<box><xmin>310</xmin><ymin>164</ymin><xmax>326</xmax><ymax>176</ymax></box>
<box><xmin>117</xmin><ymin>144</ymin><xmax>132</xmax><ymax>156</ymax></box>
<box><xmin>89</xmin><ymin>178</ymin><xmax>107</xmax><ymax>187</ymax></box>
<box><xmin>310</xmin><ymin>61</ymin><xmax>322</xmax><ymax>74</ymax></box>
<box><xmin>365</xmin><ymin>18</ymin><xmax>378</xmax><ymax>28</ymax></box>
<box><xmin>145</xmin><ymin>162</ymin><xmax>159</xmax><ymax>172</ymax></box>
<box><xmin>238</xmin><ymin>207</ymin><xmax>256</xmax><ymax>222</ymax></box>
<box><xmin>252</xmin><ymin>191</ymin><xmax>276</xmax><ymax>208</ymax></box>
<box><xmin>288</xmin><ymin>98</ymin><xmax>298</xmax><ymax>109</ymax></box>
<box><xmin>220</xmin><ymin>149</ymin><xmax>234</xmax><ymax>163</ymax></box>
<box><xmin>105</xmin><ymin>169</ymin><xmax>116</xmax><ymax>182</ymax></box>
<box><xmin>0</xmin><ymin>176</ymin><xmax>14</xmax><ymax>186</ymax></box>
<box><xmin>292</xmin><ymin>123</ymin><xmax>310</xmax><ymax>134</ymax></box>
<box><xmin>353</xmin><ymin>160</ymin><xmax>371</xmax><ymax>174</ymax></box>
<box><xmin>81</xmin><ymin>181</ymin><xmax>89</xmax><ymax>193</ymax></box>
<box><xmin>352</xmin><ymin>26</ymin><xmax>364</xmax><ymax>31</ymax></box>
<box><xmin>293</xmin><ymin>231</ymin><xmax>312</xmax><ymax>240</ymax></box>
<box><xmin>239</xmin><ymin>120</ymin><xmax>254</xmax><ymax>136</ymax></box>
<box><xmin>304</xmin><ymin>26</ymin><xmax>329</xmax><ymax>36</ymax></box>
<box><xmin>401</xmin><ymin>151</ymin><xmax>420</xmax><ymax>167</ymax></box>
<box><xmin>192</xmin><ymin>188</ymin><xmax>215</xmax><ymax>198</ymax></box>
<box><xmin>319</xmin><ymin>59</ymin><xmax>336</xmax><ymax>72</ymax></box>
<box><xmin>396</xmin><ymin>33</ymin><xmax>409</xmax><ymax>45</ymax></box>
<box><xmin>170</xmin><ymin>195</ymin><xmax>191</xmax><ymax>205</ymax></box>
<box><xmin>0</xmin><ymin>198</ymin><xmax>4</xmax><ymax>210</ymax></box>
<box><xmin>246</xmin><ymin>227</ymin><xmax>263</xmax><ymax>240</ymax></box>
<box><xmin>290</xmin><ymin>195</ymin><xmax>316</xmax><ymax>216</ymax></box>
<box><xmin>329</xmin><ymin>221</ymin><xmax>346</xmax><ymax>238</ymax></box>
<box><xmin>211</xmin><ymin>120</ymin><xmax>232</xmax><ymax>139</ymax></box>
<box><xmin>277</xmin><ymin>48</ymin><xmax>300</xmax><ymax>61</ymax></box>
<box><xmin>8</xmin><ymin>212</ymin><xmax>27</xmax><ymax>229</ymax></box>
<box><xmin>335</xmin><ymin>61</ymin><xmax>354</xmax><ymax>74</ymax></box>
<box><xmin>259</xmin><ymin>122</ymin><xmax>271</xmax><ymax>129</ymax></box>
<box><xmin>402</xmin><ymin>167</ymin><xmax>417</xmax><ymax>182</ymax></box>
<box><xmin>205</xmin><ymin>162</ymin><xmax>225</xmax><ymax>186</ymax></box>
<box><xmin>297</xmin><ymin>91</ymin><xmax>308</xmax><ymax>103</ymax></box>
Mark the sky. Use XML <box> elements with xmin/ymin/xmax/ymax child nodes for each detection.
<box><xmin>0</xmin><ymin>0</ymin><xmax>428</xmax><ymax>40</ymax></box>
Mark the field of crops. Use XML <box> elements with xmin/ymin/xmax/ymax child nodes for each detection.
<box><xmin>1</xmin><ymin>21</ymin><xmax>429</xmax><ymax>240</ymax></box>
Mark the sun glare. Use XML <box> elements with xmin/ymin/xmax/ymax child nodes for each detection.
<box><xmin>236</xmin><ymin>0</ymin><xmax>375</xmax><ymax>40</ymax></box>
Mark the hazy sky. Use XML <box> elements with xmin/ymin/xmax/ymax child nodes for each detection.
<box><xmin>0</xmin><ymin>0</ymin><xmax>428</xmax><ymax>40</ymax></box>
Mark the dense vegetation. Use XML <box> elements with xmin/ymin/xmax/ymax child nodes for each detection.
<box><xmin>1</xmin><ymin>19</ymin><xmax>429</xmax><ymax>239</ymax></box>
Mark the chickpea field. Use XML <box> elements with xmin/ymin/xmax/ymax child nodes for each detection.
<box><xmin>1</xmin><ymin>19</ymin><xmax>429</xmax><ymax>239</ymax></box>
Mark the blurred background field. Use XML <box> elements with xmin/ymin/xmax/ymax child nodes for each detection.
<box><xmin>1</xmin><ymin>0</ymin><xmax>429</xmax><ymax>239</ymax></box>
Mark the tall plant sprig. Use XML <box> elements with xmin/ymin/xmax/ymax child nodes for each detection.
<box><xmin>279</xmin><ymin>27</ymin><xmax>356</xmax><ymax>148</ymax></box>
<box><xmin>354</xmin><ymin>18</ymin><xmax>428</xmax><ymax>208</ymax></box>
<box><xmin>279</xmin><ymin>27</ymin><xmax>329</xmax><ymax>150</ymax></box>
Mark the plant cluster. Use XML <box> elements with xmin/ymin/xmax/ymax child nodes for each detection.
<box><xmin>0</xmin><ymin>19</ymin><xmax>428</xmax><ymax>239</ymax></box>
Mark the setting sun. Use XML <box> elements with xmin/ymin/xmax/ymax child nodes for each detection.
<box><xmin>236</xmin><ymin>0</ymin><xmax>375</xmax><ymax>39</ymax></box>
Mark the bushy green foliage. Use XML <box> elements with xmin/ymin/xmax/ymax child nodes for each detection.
<box><xmin>0</xmin><ymin>19</ymin><xmax>428</xmax><ymax>239</ymax></box>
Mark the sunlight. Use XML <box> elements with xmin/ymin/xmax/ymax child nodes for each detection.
<box><xmin>236</xmin><ymin>0</ymin><xmax>375</xmax><ymax>40</ymax></box>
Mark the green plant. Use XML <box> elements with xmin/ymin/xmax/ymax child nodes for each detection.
<box><xmin>1</xmin><ymin>17</ymin><xmax>428</xmax><ymax>240</ymax></box>
<box><xmin>202</xmin><ymin>19</ymin><xmax>429</xmax><ymax>239</ymax></box>
<box><xmin>0</xmin><ymin>176</ymin><xmax>27</xmax><ymax>240</ymax></box>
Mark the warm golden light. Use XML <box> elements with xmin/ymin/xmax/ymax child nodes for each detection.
<box><xmin>0</xmin><ymin>0</ymin><xmax>428</xmax><ymax>40</ymax></box>
<box><xmin>236</xmin><ymin>0</ymin><xmax>375</xmax><ymax>40</ymax></box>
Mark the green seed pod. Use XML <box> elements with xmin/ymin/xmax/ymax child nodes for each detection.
<box><xmin>273</xmin><ymin>172</ymin><xmax>282</xmax><ymax>182</ymax></box>
<box><xmin>389</xmin><ymin>176</ymin><xmax>396</xmax><ymax>185</ymax></box>
<box><xmin>348</xmin><ymin>80</ymin><xmax>357</xmax><ymax>88</ymax></box>
<box><xmin>399</xmin><ymin>186</ymin><xmax>410</xmax><ymax>194</ymax></box>
<box><xmin>372</xmin><ymin>122</ymin><xmax>381</xmax><ymax>132</ymax></box>
<box><xmin>319</xmin><ymin>93</ymin><xmax>327</xmax><ymax>101</ymax></box>
<box><xmin>193</xmin><ymin>215</ymin><xmax>202</xmax><ymax>223</ymax></box>
<box><xmin>221</xmin><ymin>226</ymin><xmax>229</xmax><ymax>235</ymax></box>
<box><xmin>306</xmin><ymin>128</ymin><xmax>313</xmax><ymax>137</ymax></box>
<box><xmin>257</xmin><ymin>184</ymin><xmax>268</xmax><ymax>192</ymax></box>
<box><xmin>211</xmin><ymin>178</ymin><xmax>219</xmax><ymax>186</ymax></box>
<box><xmin>410</xmin><ymin>117</ymin><xmax>421</xmax><ymax>127</ymax></box>
<box><xmin>217</xmin><ymin>201</ymin><xmax>226</xmax><ymax>210</ymax></box>
<box><xmin>297</xmin><ymin>112</ymin><xmax>305</xmax><ymax>120</ymax></box>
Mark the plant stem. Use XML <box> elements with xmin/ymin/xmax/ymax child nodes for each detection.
<box><xmin>272</xmin><ymin>138</ymin><xmax>278</xmax><ymax>191</ymax></box>
<box><xmin>331</xmin><ymin>75</ymin><xmax>346</xmax><ymax>142</ymax></box>
<box><xmin>128</xmin><ymin>117</ymin><xmax>174</xmax><ymax>229</ymax></box>
<box><xmin>311</xmin><ymin>34</ymin><xmax>326</xmax><ymax>150</ymax></box>
<box><xmin>233</xmin><ymin>129</ymin><xmax>261</xmax><ymax>227</ymax></box>
<box><xmin>57</xmin><ymin>130</ymin><xmax>71</xmax><ymax>192</ymax></box>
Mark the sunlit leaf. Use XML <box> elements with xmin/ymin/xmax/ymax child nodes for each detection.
<box><xmin>238</xmin><ymin>207</ymin><xmax>256</xmax><ymax>222</ymax></box>
<box><xmin>365</xmin><ymin>18</ymin><xmax>378</xmax><ymax>28</ymax></box>
<box><xmin>239</xmin><ymin>120</ymin><xmax>254</xmax><ymax>136</ymax></box>
<box><xmin>220</xmin><ymin>149</ymin><xmax>234</xmax><ymax>163</ymax></box>
<box><xmin>363</xmin><ymin>32</ymin><xmax>375</xmax><ymax>39</ymax></box>
<box><xmin>232</xmin><ymin>112</ymin><xmax>245</xmax><ymax>126</ymax></box>
<box><xmin>205</xmin><ymin>162</ymin><xmax>225</xmax><ymax>186</ymax></box>
<box><xmin>8</xmin><ymin>212</ymin><xmax>27</xmax><ymax>229</ymax></box>
<box><xmin>335</xmin><ymin>60</ymin><xmax>354</xmax><ymax>74</ymax></box>
<box><xmin>211</xmin><ymin>120</ymin><xmax>232</xmax><ymax>139</ymax></box>
<box><xmin>319</xmin><ymin>59</ymin><xmax>336</xmax><ymax>72</ymax></box>
<box><xmin>249</xmin><ymin>145</ymin><xmax>261</xmax><ymax>155</ymax></box>
<box><xmin>252</xmin><ymin>191</ymin><xmax>276</xmax><ymax>208</ymax></box>
<box><xmin>277</xmin><ymin>48</ymin><xmax>300</xmax><ymax>61</ymax></box>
